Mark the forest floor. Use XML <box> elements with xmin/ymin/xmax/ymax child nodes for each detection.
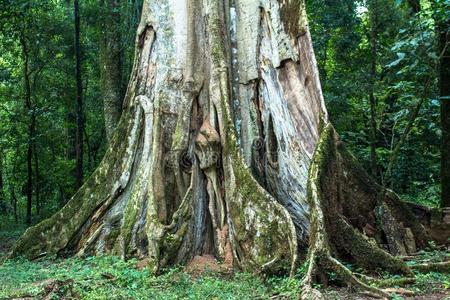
<box><xmin>0</xmin><ymin>228</ymin><xmax>449</xmax><ymax>300</ymax></box>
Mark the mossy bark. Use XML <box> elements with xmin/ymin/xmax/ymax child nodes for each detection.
<box><xmin>10</xmin><ymin>0</ymin><xmax>429</xmax><ymax>289</ymax></box>
<box><xmin>301</xmin><ymin>124</ymin><xmax>430</xmax><ymax>299</ymax></box>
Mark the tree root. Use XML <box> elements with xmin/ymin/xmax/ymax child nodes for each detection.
<box><xmin>331</xmin><ymin>217</ymin><xmax>411</xmax><ymax>275</ymax></box>
<box><xmin>382</xmin><ymin>288</ymin><xmax>415</xmax><ymax>297</ymax></box>
<box><xmin>354</xmin><ymin>273</ymin><xmax>416</xmax><ymax>288</ymax></box>
<box><xmin>300</xmin><ymin>252</ymin><xmax>391</xmax><ymax>299</ymax></box>
<box><xmin>300</xmin><ymin>124</ymin><xmax>415</xmax><ymax>299</ymax></box>
<box><xmin>411</xmin><ymin>261</ymin><xmax>450</xmax><ymax>273</ymax></box>
<box><xmin>400</xmin><ymin>255</ymin><xmax>418</xmax><ymax>261</ymax></box>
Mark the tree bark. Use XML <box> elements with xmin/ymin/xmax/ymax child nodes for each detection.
<box><xmin>65</xmin><ymin>0</ymin><xmax>77</xmax><ymax>167</ymax></box>
<box><xmin>11</xmin><ymin>1</ymin><xmax>429</xmax><ymax>296</ymax></box>
<box><xmin>33</xmin><ymin>141</ymin><xmax>41</xmax><ymax>215</ymax></box>
<box><xmin>439</xmin><ymin>18</ymin><xmax>450</xmax><ymax>208</ymax></box>
<box><xmin>11</xmin><ymin>187</ymin><xmax>18</xmax><ymax>223</ymax></box>
<box><xmin>368</xmin><ymin>0</ymin><xmax>379</xmax><ymax>181</ymax></box>
<box><xmin>99</xmin><ymin>0</ymin><xmax>124</xmax><ymax>142</ymax></box>
<box><xmin>9</xmin><ymin>156</ymin><xmax>19</xmax><ymax>223</ymax></box>
<box><xmin>74</xmin><ymin>0</ymin><xmax>84</xmax><ymax>189</ymax></box>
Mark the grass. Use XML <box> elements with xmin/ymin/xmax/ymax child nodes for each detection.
<box><xmin>0</xmin><ymin>231</ymin><xmax>448</xmax><ymax>300</ymax></box>
<box><xmin>0</xmin><ymin>256</ymin><xmax>295</xmax><ymax>300</ymax></box>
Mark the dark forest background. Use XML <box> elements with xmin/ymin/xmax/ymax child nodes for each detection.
<box><xmin>0</xmin><ymin>0</ymin><xmax>448</xmax><ymax>229</ymax></box>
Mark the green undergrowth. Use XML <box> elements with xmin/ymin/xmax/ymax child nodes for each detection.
<box><xmin>0</xmin><ymin>252</ymin><xmax>448</xmax><ymax>300</ymax></box>
<box><xmin>0</xmin><ymin>256</ymin><xmax>299</xmax><ymax>300</ymax></box>
<box><xmin>374</xmin><ymin>249</ymin><xmax>450</xmax><ymax>297</ymax></box>
<box><xmin>0</xmin><ymin>222</ymin><xmax>26</xmax><ymax>257</ymax></box>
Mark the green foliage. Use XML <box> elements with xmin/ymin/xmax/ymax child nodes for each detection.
<box><xmin>376</xmin><ymin>249</ymin><xmax>450</xmax><ymax>297</ymax></box>
<box><xmin>406</xmin><ymin>249</ymin><xmax>450</xmax><ymax>265</ymax></box>
<box><xmin>307</xmin><ymin>0</ymin><xmax>447</xmax><ymax>207</ymax></box>
<box><xmin>414</xmin><ymin>271</ymin><xmax>450</xmax><ymax>293</ymax></box>
<box><xmin>265</xmin><ymin>262</ymin><xmax>308</xmax><ymax>298</ymax></box>
<box><xmin>401</xmin><ymin>182</ymin><xmax>440</xmax><ymax>207</ymax></box>
<box><xmin>0</xmin><ymin>220</ymin><xmax>26</xmax><ymax>256</ymax></box>
<box><xmin>391</xmin><ymin>293</ymin><xmax>405</xmax><ymax>300</ymax></box>
<box><xmin>0</xmin><ymin>0</ymin><xmax>141</xmax><ymax>224</ymax></box>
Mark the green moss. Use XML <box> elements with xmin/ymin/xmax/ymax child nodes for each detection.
<box><xmin>121</xmin><ymin>181</ymin><xmax>149</xmax><ymax>256</ymax></box>
<box><xmin>306</xmin><ymin>123</ymin><xmax>334</xmax><ymax>207</ymax></box>
<box><xmin>305</xmin><ymin>124</ymin><xmax>334</xmax><ymax>254</ymax></box>
<box><xmin>160</xmin><ymin>221</ymin><xmax>188</xmax><ymax>264</ymax></box>
<box><xmin>333</xmin><ymin>217</ymin><xmax>412</xmax><ymax>275</ymax></box>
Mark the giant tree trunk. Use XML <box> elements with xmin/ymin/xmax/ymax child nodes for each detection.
<box><xmin>10</xmin><ymin>0</ymin><xmax>429</xmax><ymax>297</ymax></box>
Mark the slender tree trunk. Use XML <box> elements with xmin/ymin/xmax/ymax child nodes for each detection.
<box><xmin>33</xmin><ymin>142</ymin><xmax>41</xmax><ymax>215</ymax></box>
<box><xmin>66</xmin><ymin>114</ymin><xmax>77</xmax><ymax>161</ymax></box>
<box><xmin>100</xmin><ymin>0</ymin><xmax>124</xmax><ymax>142</ymax></box>
<box><xmin>439</xmin><ymin>19</ymin><xmax>450</xmax><ymax>208</ymax></box>
<box><xmin>383</xmin><ymin>0</ymin><xmax>424</xmax><ymax>188</ymax></box>
<box><xmin>385</xmin><ymin>97</ymin><xmax>425</xmax><ymax>187</ymax></box>
<box><xmin>11</xmin><ymin>187</ymin><xmax>18</xmax><ymax>223</ymax></box>
<box><xmin>0</xmin><ymin>150</ymin><xmax>6</xmax><ymax>214</ymax></box>
<box><xmin>74</xmin><ymin>0</ymin><xmax>84</xmax><ymax>188</ymax></box>
<box><xmin>10</xmin><ymin>156</ymin><xmax>19</xmax><ymax>223</ymax></box>
<box><xmin>12</xmin><ymin>2</ymin><xmax>429</xmax><ymax>298</ymax></box>
<box><xmin>121</xmin><ymin>0</ymin><xmax>142</xmax><ymax>93</ymax></box>
<box><xmin>20</xmin><ymin>32</ymin><xmax>34</xmax><ymax>225</ymax></box>
<box><xmin>65</xmin><ymin>0</ymin><xmax>77</xmax><ymax>165</ymax></box>
<box><xmin>368</xmin><ymin>0</ymin><xmax>379</xmax><ymax>180</ymax></box>
<box><xmin>84</xmin><ymin>127</ymin><xmax>93</xmax><ymax>170</ymax></box>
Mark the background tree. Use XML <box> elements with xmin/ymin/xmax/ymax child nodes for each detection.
<box><xmin>367</xmin><ymin>0</ymin><xmax>382</xmax><ymax>179</ymax></box>
<box><xmin>74</xmin><ymin>0</ymin><xmax>84</xmax><ymax>189</ymax></box>
<box><xmin>0</xmin><ymin>150</ymin><xmax>5</xmax><ymax>214</ymax></box>
<box><xmin>99</xmin><ymin>0</ymin><xmax>124</xmax><ymax>142</ymax></box>
<box><xmin>19</xmin><ymin>27</ymin><xmax>34</xmax><ymax>224</ymax></box>
<box><xmin>435</xmin><ymin>0</ymin><xmax>450</xmax><ymax>208</ymax></box>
